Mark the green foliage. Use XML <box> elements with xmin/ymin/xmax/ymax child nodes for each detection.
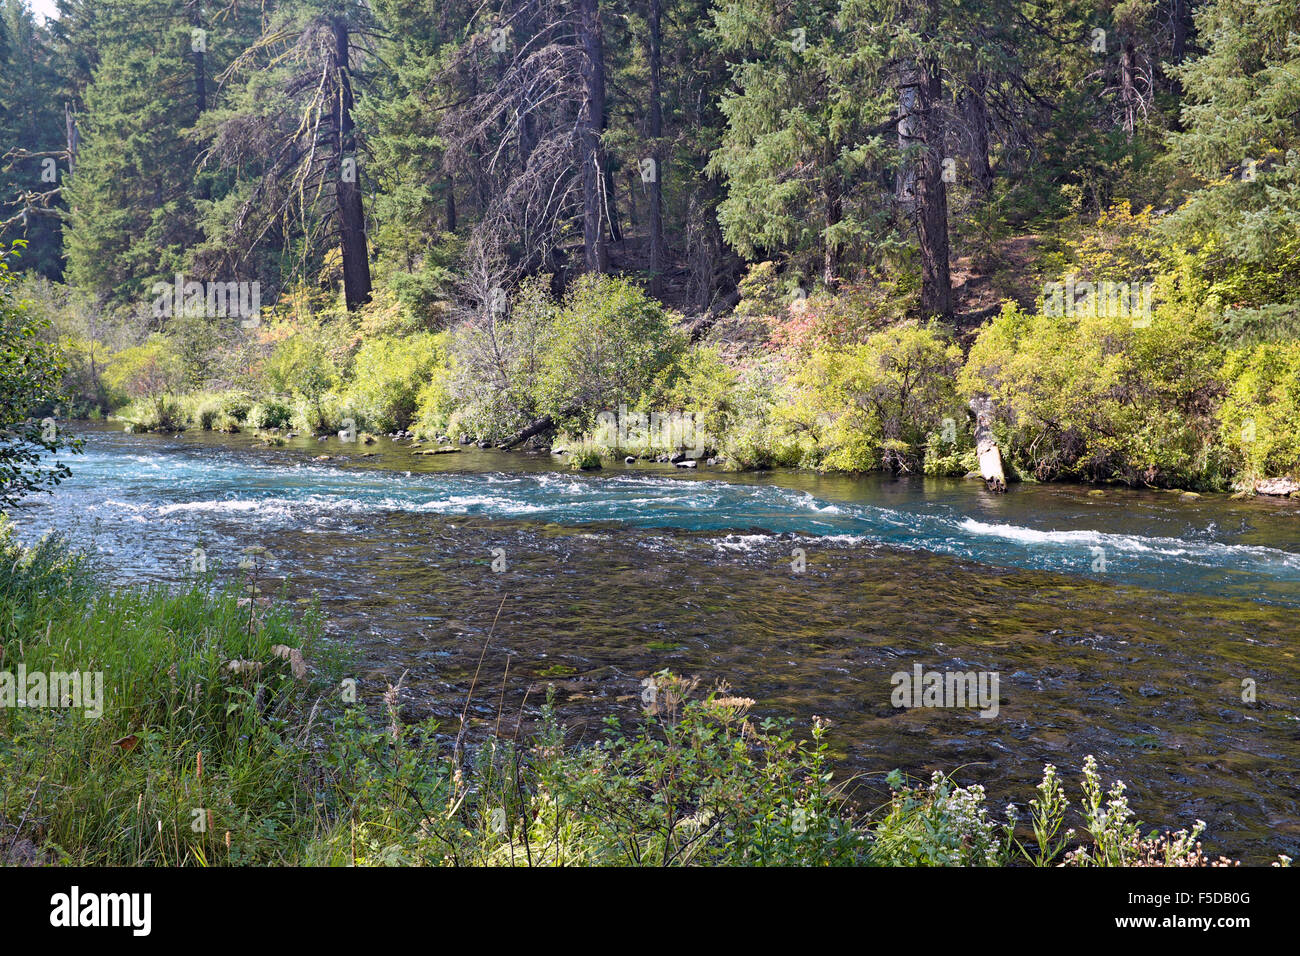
<box><xmin>340</xmin><ymin>331</ymin><xmax>448</xmax><ymax>433</ymax></box>
<box><xmin>0</xmin><ymin>247</ymin><xmax>80</xmax><ymax>507</ymax></box>
<box><xmin>715</xmin><ymin>361</ymin><xmax>804</xmax><ymax>470</ymax></box>
<box><xmin>60</xmin><ymin>0</ymin><xmax>212</xmax><ymax>304</ymax></box>
<box><xmin>0</xmin><ymin>517</ymin><xmax>87</xmax><ymax>643</ymax></box>
<box><xmin>116</xmin><ymin>394</ymin><xmax>186</xmax><ymax>432</ymax></box>
<box><xmin>656</xmin><ymin>345</ymin><xmax>738</xmax><ymax>451</ymax></box>
<box><xmin>1164</xmin><ymin>0</ymin><xmax>1300</xmax><ymax>311</ymax></box>
<box><xmin>960</xmin><ymin>301</ymin><xmax>1229</xmax><ymax>487</ymax></box>
<box><xmin>0</xmin><ymin>0</ymin><xmax>64</xmax><ymax>278</ymax></box>
<box><xmin>787</xmin><ymin>322</ymin><xmax>963</xmax><ymax>472</ymax></box>
<box><xmin>706</xmin><ymin>0</ymin><xmax>892</xmax><ymax>281</ymax></box>
<box><xmin>869</xmin><ymin>769</ymin><xmax>1007</xmax><ymax>866</ymax></box>
<box><xmin>102</xmin><ymin>334</ymin><xmax>186</xmax><ymax>405</ymax></box>
<box><xmin>411</xmin><ymin>367</ymin><xmax>457</xmax><ymax>439</ymax></box>
<box><xmin>189</xmin><ymin>390</ymin><xmax>253</xmax><ymax>432</ymax></box>
<box><xmin>568</xmin><ymin>446</ymin><xmax>603</xmax><ymax>471</ymax></box>
<box><xmin>538</xmin><ymin>274</ymin><xmax>686</xmax><ymax>432</ymax></box>
<box><xmin>1218</xmin><ymin>341</ymin><xmax>1300</xmax><ymax>481</ymax></box>
<box><xmin>262</xmin><ymin>334</ymin><xmax>340</xmax><ymax>415</ymax></box>
<box><xmin>246</xmin><ymin>398</ymin><xmax>293</xmax><ymax>431</ymax></box>
<box><xmin>0</xmin><ymin>530</ymin><xmax>334</xmax><ymax>864</ymax></box>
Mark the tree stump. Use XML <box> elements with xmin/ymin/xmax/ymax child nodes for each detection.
<box><xmin>968</xmin><ymin>396</ymin><xmax>1008</xmax><ymax>493</ymax></box>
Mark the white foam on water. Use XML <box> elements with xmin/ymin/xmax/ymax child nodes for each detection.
<box><xmin>958</xmin><ymin>518</ymin><xmax>1300</xmax><ymax>568</ymax></box>
<box><xmin>711</xmin><ymin>534</ymin><xmax>776</xmax><ymax>552</ymax></box>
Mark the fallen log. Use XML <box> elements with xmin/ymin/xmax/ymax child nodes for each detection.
<box><xmin>968</xmin><ymin>396</ymin><xmax>1008</xmax><ymax>493</ymax></box>
<box><xmin>497</xmin><ymin>414</ymin><xmax>555</xmax><ymax>449</ymax></box>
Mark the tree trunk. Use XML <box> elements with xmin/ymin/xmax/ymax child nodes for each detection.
<box><xmin>822</xmin><ymin>138</ymin><xmax>841</xmax><ymax>288</ymax></box>
<box><xmin>647</xmin><ymin>0</ymin><xmax>665</xmax><ymax>295</ymax></box>
<box><xmin>896</xmin><ymin>68</ymin><xmax>918</xmax><ymax>204</ymax></box>
<box><xmin>64</xmin><ymin>102</ymin><xmax>79</xmax><ymax>174</ymax></box>
<box><xmin>191</xmin><ymin>7</ymin><xmax>206</xmax><ymax>119</ymax></box>
<box><xmin>604</xmin><ymin>164</ymin><xmax>623</xmax><ymax>243</ymax></box>
<box><xmin>192</xmin><ymin>5</ymin><xmax>209</xmax><ymax>201</ymax></box>
<box><xmin>969</xmin><ymin>397</ymin><xmax>1007</xmax><ymax>492</ymax></box>
<box><xmin>499</xmin><ymin>414</ymin><xmax>556</xmax><ymax>449</ymax></box>
<box><xmin>1171</xmin><ymin>0</ymin><xmax>1190</xmax><ymax>63</ymax></box>
<box><xmin>960</xmin><ymin>74</ymin><xmax>993</xmax><ymax>199</ymax></box>
<box><xmin>896</xmin><ymin>0</ymin><xmax>953</xmax><ymax>319</ymax></box>
<box><xmin>578</xmin><ymin>0</ymin><xmax>609</xmax><ymax>272</ymax></box>
<box><xmin>332</xmin><ymin>18</ymin><xmax>371</xmax><ymax>311</ymax></box>
<box><xmin>1120</xmin><ymin>40</ymin><xmax>1137</xmax><ymax>137</ymax></box>
<box><xmin>914</xmin><ymin>55</ymin><xmax>951</xmax><ymax>319</ymax></box>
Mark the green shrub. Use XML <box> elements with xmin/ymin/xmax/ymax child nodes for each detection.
<box><xmin>539</xmin><ymin>274</ymin><xmax>686</xmax><ymax>433</ymax></box>
<box><xmin>290</xmin><ymin>390</ymin><xmax>348</xmax><ymax>436</ymax></box>
<box><xmin>117</xmin><ymin>394</ymin><xmax>186</xmax><ymax>432</ymax></box>
<box><xmin>340</xmin><ymin>331</ymin><xmax>448</xmax><ymax>432</ymax></box>
<box><xmin>102</xmin><ymin>334</ymin><xmax>186</xmax><ymax>408</ymax></box>
<box><xmin>411</xmin><ymin>364</ymin><xmax>459</xmax><ymax>439</ymax></box>
<box><xmin>717</xmin><ymin>360</ymin><xmax>807</xmax><ymax>470</ymax></box>
<box><xmin>959</xmin><ymin>302</ymin><xmax>1228</xmax><ymax>487</ymax></box>
<box><xmin>189</xmin><ymin>390</ymin><xmax>253</xmax><ymax>431</ymax></box>
<box><xmin>785</xmin><ymin>322</ymin><xmax>963</xmax><ymax>473</ymax></box>
<box><xmin>653</xmin><ymin>345</ymin><xmax>737</xmax><ymax>453</ymax></box>
<box><xmin>246</xmin><ymin>399</ymin><xmax>293</xmax><ymax>430</ymax></box>
<box><xmin>1219</xmin><ymin>341</ymin><xmax>1300</xmax><ymax>482</ymax></box>
<box><xmin>569</xmin><ymin>446</ymin><xmax>603</xmax><ymax>470</ymax></box>
<box><xmin>262</xmin><ymin>335</ymin><xmax>339</xmax><ymax>403</ymax></box>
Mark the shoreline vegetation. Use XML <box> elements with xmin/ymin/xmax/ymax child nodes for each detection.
<box><xmin>26</xmin><ymin>256</ymin><xmax>1300</xmax><ymax>500</ymax></box>
<box><xmin>1</xmin><ymin>522</ymin><xmax>1288</xmax><ymax>868</ymax></box>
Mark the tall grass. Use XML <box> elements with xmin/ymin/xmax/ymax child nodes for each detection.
<box><xmin>0</xmin><ymin>525</ymin><xmax>1274</xmax><ymax>866</ymax></box>
<box><xmin>0</xmin><ymin>520</ymin><xmax>339</xmax><ymax>863</ymax></box>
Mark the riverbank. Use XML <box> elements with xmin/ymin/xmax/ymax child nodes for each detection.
<box><xmin>2</xmin><ymin>520</ymin><xmax>1281</xmax><ymax>867</ymax></box>
<box><xmin>28</xmin><ymin>268</ymin><xmax>1300</xmax><ymax>497</ymax></box>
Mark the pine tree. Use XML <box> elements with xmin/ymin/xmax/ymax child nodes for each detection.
<box><xmin>0</xmin><ymin>0</ymin><xmax>66</xmax><ymax>277</ymax></box>
<box><xmin>61</xmin><ymin>0</ymin><xmax>205</xmax><ymax>306</ymax></box>
<box><xmin>1164</xmin><ymin>0</ymin><xmax>1300</xmax><ymax>312</ymax></box>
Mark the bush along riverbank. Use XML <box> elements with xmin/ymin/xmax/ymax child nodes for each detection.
<box><xmin>0</xmin><ymin>524</ymin><xmax>1289</xmax><ymax>867</ymax></box>
<box><xmin>24</xmin><ymin>247</ymin><xmax>1300</xmax><ymax>499</ymax></box>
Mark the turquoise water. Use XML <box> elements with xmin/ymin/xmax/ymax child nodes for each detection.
<box><xmin>17</xmin><ymin>426</ymin><xmax>1300</xmax><ymax>604</ymax></box>
<box><xmin>10</xmin><ymin>425</ymin><xmax>1300</xmax><ymax>862</ymax></box>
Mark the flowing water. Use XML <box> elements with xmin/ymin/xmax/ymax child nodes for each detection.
<box><xmin>10</xmin><ymin>424</ymin><xmax>1300</xmax><ymax>861</ymax></box>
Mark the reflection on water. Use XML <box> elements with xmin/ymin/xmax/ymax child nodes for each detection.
<box><xmin>9</xmin><ymin>425</ymin><xmax>1300</xmax><ymax>862</ymax></box>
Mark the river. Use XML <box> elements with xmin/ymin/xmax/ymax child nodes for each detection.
<box><xmin>9</xmin><ymin>424</ymin><xmax>1300</xmax><ymax>862</ymax></box>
